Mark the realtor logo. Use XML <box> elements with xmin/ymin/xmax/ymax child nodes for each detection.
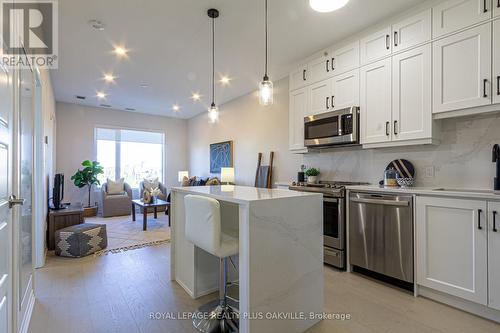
<box><xmin>0</xmin><ymin>0</ymin><xmax>58</xmax><ymax>68</ymax></box>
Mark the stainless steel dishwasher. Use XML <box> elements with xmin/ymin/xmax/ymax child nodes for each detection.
<box><xmin>349</xmin><ymin>192</ymin><xmax>413</xmax><ymax>283</ymax></box>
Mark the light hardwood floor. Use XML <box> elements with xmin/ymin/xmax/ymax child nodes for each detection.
<box><xmin>29</xmin><ymin>244</ymin><xmax>500</xmax><ymax>333</ymax></box>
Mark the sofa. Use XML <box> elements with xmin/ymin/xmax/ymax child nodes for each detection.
<box><xmin>101</xmin><ymin>182</ymin><xmax>132</xmax><ymax>217</ymax></box>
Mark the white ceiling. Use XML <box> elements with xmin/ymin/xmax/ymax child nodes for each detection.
<box><xmin>52</xmin><ymin>0</ymin><xmax>423</xmax><ymax>119</ymax></box>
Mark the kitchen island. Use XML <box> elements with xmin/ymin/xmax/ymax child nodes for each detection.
<box><xmin>170</xmin><ymin>185</ymin><xmax>323</xmax><ymax>333</ymax></box>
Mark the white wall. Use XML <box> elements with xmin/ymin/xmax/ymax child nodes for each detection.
<box><xmin>55</xmin><ymin>102</ymin><xmax>188</xmax><ymax>205</ymax></box>
<box><xmin>188</xmin><ymin>77</ymin><xmax>500</xmax><ymax>189</ymax></box>
<box><xmin>188</xmin><ymin>78</ymin><xmax>302</xmax><ymax>185</ymax></box>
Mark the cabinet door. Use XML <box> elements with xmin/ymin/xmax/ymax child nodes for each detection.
<box><xmin>308</xmin><ymin>79</ymin><xmax>332</xmax><ymax>114</ymax></box>
<box><xmin>331</xmin><ymin>69</ymin><xmax>359</xmax><ymax>110</ymax></box>
<box><xmin>494</xmin><ymin>20</ymin><xmax>500</xmax><ymax>104</ymax></box>
<box><xmin>433</xmin><ymin>23</ymin><xmax>492</xmax><ymax>114</ymax></box>
<box><xmin>495</xmin><ymin>0</ymin><xmax>500</xmax><ymax>16</ymax></box>
<box><xmin>416</xmin><ymin>196</ymin><xmax>488</xmax><ymax>305</ymax></box>
<box><xmin>488</xmin><ymin>201</ymin><xmax>500</xmax><ymax>310</ymax></box>
<box><xmin>433</xmin><ymin>0</ymin><xmax>492</xmax><ymax>38</ymax></box>
<box><xmin>360</xmin><ymin>27</ymin><xmax>392</xmax><ymax>65</ymax></box>
<box><xmin>332</xmin><ymin>41</ymin><xmax>359</xmax><ymax>76</ymax></box>
<box><xmin>392</xmin><ymin>45</ymin><xmax>432</xmax><ymax>141</ymax></box>
<box><xmin>289</xmin><ymin>87</ymin><xmax>308</xmax><ymax>151</ymax></box>
<box><xmin>392</xmin><ymin>9</ymin><xmax>431</xmax><ymax>53</ymax></box>
<box><xmin>290</xmin><ymin>65</ymin><xmax>308</xmax><ymax>91</ymax></box>
<box><xmin>308</xmin><ymin>52</ymin><xmax>333</xmax><ymax>85</ymax></box>
<box><xmin>360</xmin><ymin>59</ymin><xmax>392</xmax><ymax>144</ymax></box>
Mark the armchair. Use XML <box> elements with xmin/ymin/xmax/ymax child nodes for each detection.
<box><xmin>101</xmin><ymin>182</ymin><xmax>133</xmax><ymax>217</ymax></box>
<box><xmin>139</xmin><ymin>181</ymin><xmax>168</xmax><ymax>214</ymax></box>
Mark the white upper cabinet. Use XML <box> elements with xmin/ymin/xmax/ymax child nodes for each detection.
<box><xmin>433</xmin><ymin>0</ymin><xmax>492</xmax><ymax>38</ymax></box>
<box><xmin>331</xmin><ymin>41</ymin><xmax>360</xmax><ymax>76</ymax></box>
<box><xmin>416</xmin><ymin>196</ymin><xmax>488</xmax><ymax>305</ymax></box>
<box><xmin>488</xmin><ymin>201</ymin><xmax>500</xmax><ymax>311</ymax></box>
<box><xmin>495</xmin><ymin>0</ymin><xmax>500</xmax><ymax>16</ymax></box>
<box><xmin>308</xmin><ymin>51</ymin><xmax>333</xmax><ymax>85</ymax></box>
<box><xmin>289</xmin><ymin>87</ymin><xmax>308</xmax><ymax>151</ymax></box>
<box><xmin>392</xmin><ymin>9</ymin><xmax>431</xmax><ymax>52</ymax></box>
<box><xmin>433</xmin><ymin>23</ymin><xmax>492</xmax><ymax>114</ymax></box>
<box><xmin>360</xmin><ymin>27</ymin><xmax>392</xmax><ymax>65</ymax></box>
<box><xmin>360</xmin><ymin>58</ymin><xmax>392</xmax><ymax>144</ymax></box>
<box><xmin>290</xmin><ymin>64</ymin><xmax>309</xmax><ymax>91</ymax></box>
<box><xmin>331</xmin><ymin>70</ymin><xmax>359</xmax><ymax>110</ymax></box>
<box><xmin>392</xmin><ymin>45</ymin><xmax>432</xmax><ymax>141</ymax></box>
<box><xmin>494</xmin><ymin>20</ymin><xmax>500</xmax><ymax>104</ymax></box>
<box><xmin>308</xmin><ymin>79</ymin><xmax>332</xmax><ymax>114</ymax></box>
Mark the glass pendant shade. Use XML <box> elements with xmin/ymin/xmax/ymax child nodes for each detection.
<box><xmin>259</xmin><ymin>78</ymin><xmax>274</xmax><ymax>106</ymax></box>
<box><xmin>309</xmin><ymin>0</ymin><xmax>349</xmax><ymax>12</ymax></box>
<box><xmin>208</xmin><ymin>103</ymin><xmax>219</xmax><ymax>123</ymax></box>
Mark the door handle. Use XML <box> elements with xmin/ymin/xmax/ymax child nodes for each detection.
<box><xmin>331</xmin><ymin>58</ymin><xmax>335</xmax><ymax>71</ymax></box>
<box><xmin>386</xmin><ymin>34</ymin><xmax>390</xmax><ymax>50</ymax></box>
<box><xmin>394</xmin><ymin>31</ymin><xmax>398</xmax><ymax>47</ymax></box>
<box><xmin>303</xmin><ymin>69</ymin><xmax>307</xmax><ymax>81</ymax></box>
<box><xmin>331</xmin><ymin>95</ymin><xmax>335</xmax><ymax>109</ymax></box>
<box><xmin>326</xmin><ymin>59</ymin><xmax>330</xmax><ymax>73</ymax></box>
<box><xmin>326</xmin><ymin>97</ymin><xmax>330</xmax><ymax>110</ymax></box>
<box><xmin>497</xmin><ymin>76</ymin><xmax>500</xmax><ymax>95</ymax></box>
<box><xmin>350</xmin><ymin>197</ymin><xmax>410</xmax><ymax>207</ymax></box>
<box><xmin>386</xmin><ymin>121</ymin><xmax>390</xmax><ymax>136</ymax></box>
<box><xmin>478</xmin><ymin>209</ymin><xmax>483</xmax><ymax>230</ymax></box>
<box><xmin>494</xmin><ymin>211</ymin><xmax>498</xmax><ymax>232</ymax></box>
<box><xmin>8</xmin><ymin>195</ymin><xmax>25</xmax><ymax>209</ymax></box>
<box><xmin>394</xmin><ymin>120</ymin><xmax>398</xmax><ymax>135</ymax></box>
<box><xmin>483</xmin><ymin>79</ymin><xmax>488</xmax><ymax>98</ymax></box>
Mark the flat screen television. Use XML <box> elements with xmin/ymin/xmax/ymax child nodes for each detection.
<box><xmin>52</xmin><ymin>173</ymin><xmax>65</xmax><ymax>210</ymax></box>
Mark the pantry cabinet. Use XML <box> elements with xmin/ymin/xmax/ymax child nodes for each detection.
<box><xmin>416</xmin><ymin>196</ymin><xmax>488</xmax><ymax>305</ymax></box>
<box><xmin>308</xmin><ymin>79</ymin><xmax>331</xmax><ymax>114</ymax></box>
<box><xmin>494</xmin><ymin>20</ymin><xmax>500</xmax><ymax>104</ymax></box>
<box><xmin>360</xmin><ymin>58</ymin><xmax>392</xmax><ymax>144</ymax></box>
<box><xmin>290</xmin><ymin>64</ymin><xmax>309</xmax><ymax>91</ymax></box>
<box><xmin>289</xmin><ymin>87</ymin><xmax>308</xmax><ymax>152</ymax></box>
<box><xmin>488</xmin><ymin>201</ymin><xmax>500</xmax><ymax>310</ymax></box>
<box><xmin>360</xmin><ymin>27</ymin><xmax>392</xmax><ymax>65</ymax></box>
<box><xmin>433</xmin><ymin>0</ymin><xmax>492</xmax><ymax>38</ymax></box>
<box><xmin>392</xmin><ymin>45</ymin><xmax>432</xmax><ymax>142</ymax></box>
<box><xmin>392</xmin><ymin>9</ymin><xmax>431</xmax><ymax>52</ymax></box>
<box><xmin>433</xmin><ymin>23</ymin><xmax>492</xmax><ymax>114</ymax></box>
<box><xmin>331</xmin><ymin>70</ymin><xmax>359</xmax><ymax>111</ymax></box>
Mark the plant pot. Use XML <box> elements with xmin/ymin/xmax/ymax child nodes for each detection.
<box><xmin>307</xmin><ymin>176</ymin><xmax>318</xmax><ymax>184</ymax></box>
<box><xmin>83</xmin><ymin>206</ymin><xmax>98</xmax><ymax>218</ymax></box>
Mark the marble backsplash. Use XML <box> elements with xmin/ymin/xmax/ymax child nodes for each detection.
<box><xmin>302</xmin><ymin>112</ymin><xmax>500</xmax><ymax>189</ymax></box>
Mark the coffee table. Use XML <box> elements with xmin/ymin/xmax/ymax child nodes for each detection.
<box><xmin>131</xmin><ymin>199</ymin><xmax>170</xmax><ymax>231</ymax></box>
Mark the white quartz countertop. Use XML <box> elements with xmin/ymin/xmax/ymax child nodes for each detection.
<box><xmin>171</xmin><ymin>185</ymin><xmax>321</xmax><ymax>204</ymax></box>
<box><xmin>346</xmin><ymin>185</ymin><xmax>500</xmax><ymax>201</ymax></box>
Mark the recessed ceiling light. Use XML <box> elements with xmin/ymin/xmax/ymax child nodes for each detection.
<box><xmin>219</xmin><ymin>76</ymin><xmax>231</xmax><ymax>85</ymax></box>
<box><xmin>89</xmin><ymin>19</ymin><xmax>105</xmax><ymax>31</ymax></box>
<box><xmin>103</xmin><ymin>73</ymin><xmax>116</xmax><ymax>83</ymax></box>
<box><xmin>96</xmin><ymin>91</ymin><xmax>107</xmax><ymax>99</ymax></box>
<box><xmin>309</xmin><ymin>0</ymin><xmax>349</xmax><ymax>13</ymax></box>
<box><xmin>140</xmin><ymin>83</ymin><xmax>149</xmax><ymax>88</ymax></box>
<box><xmin>191</xmin><ymin>93</ymin><xmax>201</xmax><ymax>101</ymax></box>
<box><xmin>113</xmin><ymin>46</ymin><xmax>128</xmax><ymax>57</ymax></box>
<box><xmin>172</xmin><ymin>104</ymin><xmax>180</xmax><ymax>111</ymax></box>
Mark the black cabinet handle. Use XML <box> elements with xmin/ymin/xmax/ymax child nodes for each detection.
<box><xmin>303</xmin><ymin>69</ymin><xmax>307</xmax><ymax>81</ymax></box>
<box><xmin>484</xmin><ymin>0</ymin><xmax>488</xmax><ymax>12</ymax></box>
<box><xmin>331</xmin><ymin>58</ymin><xmax>335</xmax><ymax>71</ymax></box>
<box><xmin>394</xmin><ymin>120</ymin><xmax>398</xmax><ymax>135</ymax></box>
<box><xmin>386</xmin><ymin>121</ymin><xmax>390</xmax><ymax>136</ymax></box>
<box><xmin>478</xmin><ymin>209</ymin><xmax>483</xmax><ymax>230</ymax></box>
<box><xmin>331</xmin><ymin>95</ymin><xmax>335</xmax><ymax>109</ymax></box>
<box><xmin>483</xmin><ymin>79</ymin><xmax>488</xmax><ymax>98</ymax></box>
<box><xmin>497</xmin><ymin>76</ymin><xmax>500</xmax><ymax>96</ymax></box>
<box><xmin>394</xmin><ymin>31</ymin><xmax>398</xmax><ymax>47</ymax></box>
<box><xmin>497</xmin><ymin>0</ymin><xmax>500</xmax><ymax>8</ymax></box>
<box><xmin>326</xmin><ymin>59</ymin><xmax>330</xmax><ymax>72</ymax></box>
<box><xmin>326</xmin><ymin>97</ymin><xmax>330</xmax><ymax>110</ymax></box>
<box><xmin>494</xmin><ymin>211</ymin><xmax>498</xmax><ymax>232</ymax></box>
<box><xmin>386</xmin><ymin>35</ymin><xmax>390</xmax><ymax>50</ymax></box>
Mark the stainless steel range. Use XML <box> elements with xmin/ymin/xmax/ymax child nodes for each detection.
<box><xmin>289</xmin><ymin>181</ymin><xmax>369</xmax><ymax>269</ymax></box>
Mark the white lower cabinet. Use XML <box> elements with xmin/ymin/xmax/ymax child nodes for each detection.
<box><xmin>289</xmin><ymin>87</ymin><xmax>308</xmax><ymax>152</ymax></box>
<box><xmin>416</xmin><ymin>196</ymin><xmax>488</xmax><ymax>305</ymax></box>
<box><xmin>488</xmin><ymin>201</ymin><xmax>500</xmax><ymax>311</ymax></box>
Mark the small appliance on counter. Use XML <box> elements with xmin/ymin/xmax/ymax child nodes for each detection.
<box><xmin>297</xmin><ymin>165</ymin><xmax>306</xmax><ymax>183</ymax></box>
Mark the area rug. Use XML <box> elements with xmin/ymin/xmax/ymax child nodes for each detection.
<box><xmin>84</xmin><ymin>213</ymin><xmax>171</xmax><ymax>256</ymax></box>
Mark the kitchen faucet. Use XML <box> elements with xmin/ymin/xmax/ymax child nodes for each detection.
<box><xmin>494</xmin><ymin>144</ymin><xmax>500</xmax><ymax>191</ymax></box>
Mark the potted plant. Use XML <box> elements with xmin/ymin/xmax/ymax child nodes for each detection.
<box><xmin>305</xmin><ymin>168</ymin><xmax>320</xmax><ymax>184</ymax></box>
<box><xmin>71</xmin><ymin>160</ymin><xmax>104</xmax><ymax>217</ymax></box>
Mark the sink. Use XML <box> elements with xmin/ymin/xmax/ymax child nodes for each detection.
<box><xmin>433</xmin><ymin>188</ymin><xmax>500</xmax><ymax>195</ymax></box>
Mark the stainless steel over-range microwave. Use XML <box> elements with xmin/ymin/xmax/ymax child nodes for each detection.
<box><xmin>304</xmin><ymin>106</ymin><xmax>360</xmax><ymax>148</ymax></box>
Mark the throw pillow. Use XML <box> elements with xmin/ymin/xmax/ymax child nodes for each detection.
<box><xmin>181</xmin><ymin>176</ymin><xmax>190</xmax><ymax>187</ymax></box>
<box><xmin>107</xmin><ymin>178</ymin><xmax>125</xmax><ymax>195</ymax></box>
<box><xmin>143</xmin><ymin>177</ymin><xmax>159</xmax><ymax>192</ymax></box>
<box><xmin>206</xmin><ymin>177</ymin><xmax>221</xmax><ymax>186</ymax></box>
<box><xmin>188</xmin><ymin>176</ymin><xmax>197</xmax><ymax>186</ymax></box>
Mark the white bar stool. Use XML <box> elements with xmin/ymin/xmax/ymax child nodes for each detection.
<box><xmin>184</xmin><ymin>194</ymin><xmax>239</xmax><ymax>333</ymax></box>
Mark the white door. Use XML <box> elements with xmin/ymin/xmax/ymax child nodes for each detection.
<box><xmin>416</xmin><ymin>196</ymin><xmax>488</xmax><ymax>305</ymax></box>
<box><xmin>0</xmin><ymin>62</ymin><xmax>13</xmax><ymax>333</ymax></box>
<box><xmin>308</xmin><ymin>79</ymin><xmax>332</xmax><ymax>114</ymax></box>
<box><xmin>433</xmin><ymin>23</ymin><xmax>492</xmax><ymax>114</ymax></box>
<box><xmin>331</xmin><ymin>69</ymin><xmax>359</xmax><ymax>110</ymax></box>
<box><xmin>433</xmin><ymin>0</ymin><xmax>492</xmax><ymax>38</ymax></box>
<box><xmin>488</xmin><ymin>201</ymin><xmax>500</xmax><ymax>310</ymax></box>
<box><xmin>308</xmin><ymin>52</ymin><xmax>332</xmax><ymax>85</ymax></box>
<box><xmin>360</xmin><ymin>58</ymin><xmax>392</xmax><ymax>144</ymax></box>
<box><xmin>331</xmin><ymin>41</ymin><xmax>359</xmax><ymax>76</ymax></box>
<box><xmin>392</xmin><ymin>9</ymin><xmax>431</xmax><ymax>53</ymax></box>
<box><xmin>290</xmin><ymin>65</ymin><xmax>308</xmax><ymax>91</ymax></box>
<box><xmin>494</xmin><ymin>20</ymin><xmax>500</xmax><ymax>104</ymax></box>
<box><xmin>289</xmin><ymin>87</ymin><xmax>308</xmax><ymax>151</ymax></box>
<box><xmin>392</xmin><ymin>45</ymin><xmax>432</xmax><ymax>142</ymax></box>
<box><xmin>360</xmin><ymin>27</ymin><xmax>392</xmax><ymax>65</ymax></box>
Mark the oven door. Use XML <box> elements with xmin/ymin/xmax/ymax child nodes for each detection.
<box><xmin>323</xmin><ymin>197</ymin><xmax>344</xmax><ymax>250</ymax></box>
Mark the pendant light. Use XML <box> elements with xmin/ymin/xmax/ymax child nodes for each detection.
<box><xmin>208</xmin><ymin>8</ymin><xmax>220</xmax><ymax>123</ymax></box>
<box><xmin>259</xmin><ymin>0</ymin><xmax>273</xmax><ymax>106</ymax></box>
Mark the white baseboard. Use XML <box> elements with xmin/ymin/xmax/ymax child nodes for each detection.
<box><xmin>18</xmin><ymin>290</ymin><xmax>35</xmax><ymax>333</ymax></box>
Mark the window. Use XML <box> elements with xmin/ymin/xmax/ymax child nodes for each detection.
<box><xmin>95</xmin><ymin>127</ymin><xmax>164</xmax><ymax>188</ymax></box>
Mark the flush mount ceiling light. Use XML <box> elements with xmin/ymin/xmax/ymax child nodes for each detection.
<box><xmin>207</xmin><ymin>8</ymin><xmax>220</xmax><ymax>123</ymax></box>
<box><xmin>309</xmin><ymin>0</ymin><xmax>349</xmax><ymax>12</ymax></box>
<box><xmin>259</xmin><ymin>0</ymin><xmax>273</xmax><ymax>106</ymax></box>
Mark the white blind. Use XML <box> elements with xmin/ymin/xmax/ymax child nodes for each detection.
<box><xmin>95</xmin><ymin>128</ymin><xmax>164</xmax><ymax>145</ymax></box>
